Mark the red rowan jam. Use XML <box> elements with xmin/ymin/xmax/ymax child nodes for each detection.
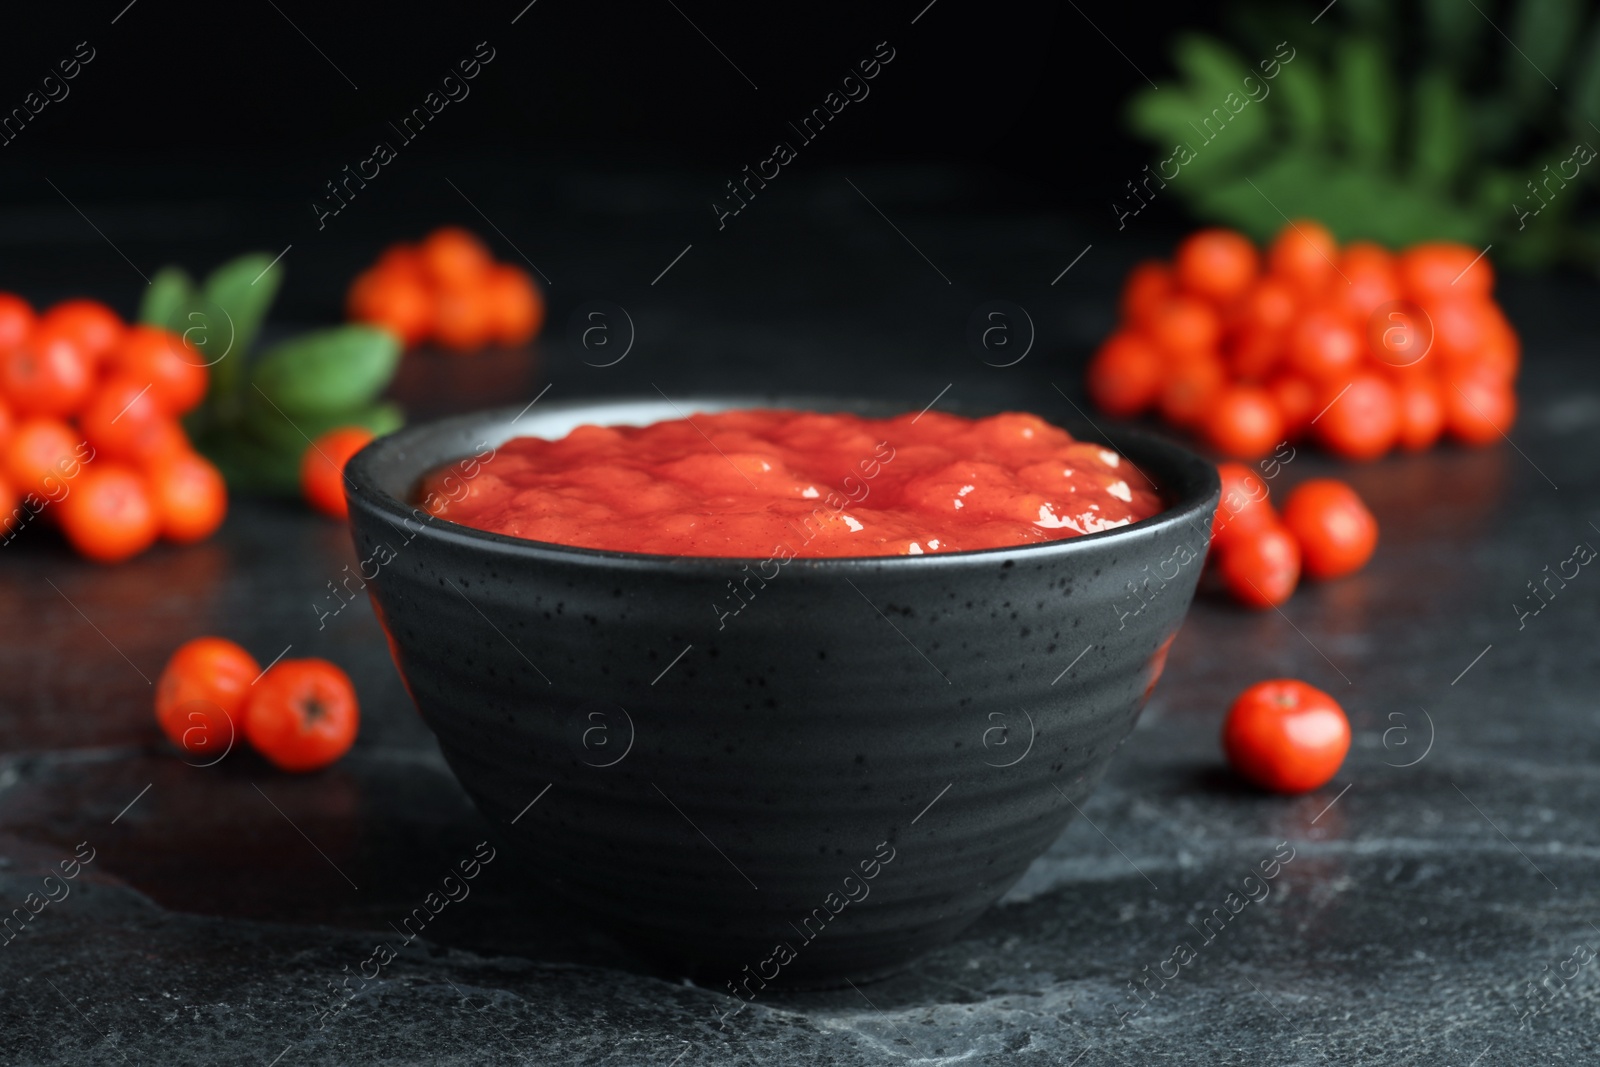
<box><xmin>416</xmin><ymin>410</ymin><xmax>1162</xmax><ymax>557</ymax></box>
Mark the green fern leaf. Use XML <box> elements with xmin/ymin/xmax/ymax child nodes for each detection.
<box><xmin>1122</xmin><ymin>2</ymin><xmax>1600</xmax><ymax>268</ymax></box>
<box><xmin>1411</xmin><ymin>70</ymin><xmax>1471</xmax><ymax>188</ymax></box>
<box><xmin>1335</xmin><ymin>38</ymin><xmax>1397</xmax><ymax>167</ymax></box>
<box><xmin>1272</xmin><ymin>58</ymin><xmax>1325</xmax><ymax>146</ymax></box>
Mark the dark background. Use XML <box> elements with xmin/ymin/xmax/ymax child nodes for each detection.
<box><xmin>1</xmin><ymin>1</ymin><xmax>1215</xmax><ymax>176</ymax></box>
<box><xmin>0</xmin><ymin>0</ymin><xmax>1226</xmax><ymax>320</ymax></box>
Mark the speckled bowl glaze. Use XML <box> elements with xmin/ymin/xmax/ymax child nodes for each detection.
<box><xmin>345</xmin><ymin>397</ymin><xmax>1219</xmax><ymax>985</ymax></box>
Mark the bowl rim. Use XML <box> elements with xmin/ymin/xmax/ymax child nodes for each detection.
<box><xmin>344</xmin><ymin>395</ymin><xmax>1221</xmax><ymax>571</ymax></box>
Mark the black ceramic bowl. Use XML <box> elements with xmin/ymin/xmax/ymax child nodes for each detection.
<box><xmin>345</xmin><ymin>398</ymin><xmax>1218</xmax><ymax>986</ymax></box>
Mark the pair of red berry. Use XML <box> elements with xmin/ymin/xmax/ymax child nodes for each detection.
<box><xmin>1211</xmin><ymin>466</ymin><xmax>1377</xmax><ymax>609</ymax></box>
<box><xmin>155</xmin><ymin>637</ymin><xmax>359</xmax><ymax>772</ymax></box>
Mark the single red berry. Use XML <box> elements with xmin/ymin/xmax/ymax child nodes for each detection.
<box><xmin>1223</xmin><ymin>679</ymin><xmax>1350</xmax><ymax>793</ymax></box>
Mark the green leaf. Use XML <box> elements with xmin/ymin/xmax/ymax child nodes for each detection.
<box><xmin>1172</xmin><ymin>34</ymin><xmax>1255</xmax><ymax>107</ymax></box>
<box><xmin>200</xmin><ymin>252</ymin><xmax>284</xmax><ymax>407</ymax></box>
<box><xmin>139</xmin><ymin>267</ymin><xmax>194</xmax><ymax>329</ymax></box>
<box><xmin>1125</xmin><ymin>86</ymin><xmax>1200</xmax><ymax>144</ymax></box>
<box><xmin>1198</xmin><ymin>154</ymin><xmax>1490</xmax><ymax>247</ymax></box>
<box><xmin>1126</xmin><ymin>38</ymin><xmax>1273</xmax><ymax>179</ymax></box>
<box><xmin>1411</xmin><ymin>69</ymin><xmax>1470</xmax><ymax>188</ymax></box>
<box><xmin>1180</xmin><ymin>40</ymin><xmax>1269</xmax><ymax>167</ymax></box>
<box><xmin>1334</xmin><ymin>38</ymin><xmax>1396</xmax><ymax>167</ymax></box>
<box><xmin>1117</xmin><ymin>13</ymin><xmax>1591</xmax><ymax>268</ymax></box>
<box><xmin>241</xmin><ymin>397</ymin><xmax>404</xmax><ymax>457</ymax></box>
<box><xmin>1272</xmin><ymin>58</ymin><xmax>1325</xmax><ymax>146</ymax></box>
<box><xmin>1509</xmin><ymin>0</ymin><xmax>1582</xmax><ymax>107</ymax></box>
<box><xmin>250</xmin><ymin>325</ymin><xmax>401</xmax><ymax>416</ymax></box>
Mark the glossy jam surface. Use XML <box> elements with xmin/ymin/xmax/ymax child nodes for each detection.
<box><xmin>417</xmin><ymin>409</ymin><xmax>1163</xmax><ymax>557</ymax></box>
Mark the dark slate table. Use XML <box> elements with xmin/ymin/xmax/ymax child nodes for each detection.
<box><xmin>2</xmin><ymin>164</ymin><xmax>1598</xmax><ymax>1065</ymax></box>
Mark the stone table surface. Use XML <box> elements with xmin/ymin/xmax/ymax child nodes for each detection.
<box><xmin>2</xmin><ymin>168</ymin><xmax>1599</xmax><ymax>1065</ymax></box>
